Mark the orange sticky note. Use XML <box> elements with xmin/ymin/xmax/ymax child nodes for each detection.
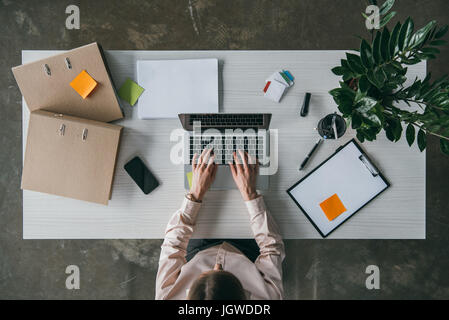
<box><xmin>319</xmin><ymin>194</ymin><xmax>347</xmax><ymax>221</ymax></box>
<box><xmin>70</xmin><ymin>70</ymin><xmax>98</xmax><ymax>99</ymax></box>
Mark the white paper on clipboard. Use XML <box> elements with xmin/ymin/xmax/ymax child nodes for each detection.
<box><xmin>287</xmin><ymin>140</ymin><xmax>389</xmax><ymax>237</ymax></box>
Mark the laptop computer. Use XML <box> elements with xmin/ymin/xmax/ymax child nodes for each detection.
<box><xmin>179</xmin><ymin>113</ymin><xmax>272</xmax><ymax>190</ymax></box>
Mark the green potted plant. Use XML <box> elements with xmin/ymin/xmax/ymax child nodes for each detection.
<box><xmin>329</xmin><ymin>0</ymin><xmax>449</xmax><ymax>155</ymax></box>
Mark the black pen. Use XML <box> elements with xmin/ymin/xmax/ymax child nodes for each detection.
<box><xmin>299</xmin><ymin>138</ymin><xmax>323</xmax><ymax>170</ymax></box>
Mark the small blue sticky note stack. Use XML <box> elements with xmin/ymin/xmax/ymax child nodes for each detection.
<box><xmin>263</xmin><ymin>70</ymin><xmax>294</xmax><ymax>102</ymax></box>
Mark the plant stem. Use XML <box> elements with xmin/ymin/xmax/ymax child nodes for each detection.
<box><xmin>409</xmin><ymin>121</ymin><xmax>449</xmax><ymax>141</ymax></box>
<box><xmin>383</xmin><ymin>107</ymin><xmax>449</xmax><ymax>141</ymax></box>
<box><xmin>404</xmin><ymin>99</ymin><xmax>447</xmax><ymax>111</ymax></box>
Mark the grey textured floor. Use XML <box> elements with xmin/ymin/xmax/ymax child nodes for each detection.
<box><xmin>1</xmin><ymin>0</ymin><xmax>449</xmax><ymax>299</ymax></box>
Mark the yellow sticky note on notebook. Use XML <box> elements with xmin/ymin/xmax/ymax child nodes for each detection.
<box><xmin>70</xmin><ymin>70</ymin><xmax>98</xmax><ymax>99</ymax></box>
<box><xmin>186</xmin><ymin>172</ymin><xmax>193</xmax><ymax>189</ymax></box>
<box><xmin>319</xmin><ymin>193</ymin><xmax>347</xmax><ymax>221</ymax></box>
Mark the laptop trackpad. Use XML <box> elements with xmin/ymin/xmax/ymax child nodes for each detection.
<box><xmin>210</xmin><ymin>165</ymin><xmax>236</xmax><ymax>190</ymax></box>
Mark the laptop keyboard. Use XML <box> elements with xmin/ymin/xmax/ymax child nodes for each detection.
<box><xmin>189</xmin><ymin>134</ymin><xmax>268</xmax><ymax>165</ymax></box>
<box><xmin>189</xmin><ymin>114</ymin><xmax>264</xmax><ymax>127</ymax></box>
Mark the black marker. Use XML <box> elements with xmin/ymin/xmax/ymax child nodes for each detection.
<box><xmin>299</xmin><ymin>137</ymin><xmax>323</xmax><ymax>170</ymax></box>
<box><xmin>300</xmin><ymin>92</ymin><xmax>312</xmax><ymax>117</ymax></box>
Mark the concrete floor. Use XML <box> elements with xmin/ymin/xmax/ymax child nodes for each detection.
<box><xmin>1</xmin><ymin>0</ymin><xmax>449</xmax><ymax>299</ymax></box>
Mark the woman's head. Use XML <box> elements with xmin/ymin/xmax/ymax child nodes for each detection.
<box><xmin>187</xmin><ymin>268</ymin><xmax>246</xmax><ymax>300</ymax></box>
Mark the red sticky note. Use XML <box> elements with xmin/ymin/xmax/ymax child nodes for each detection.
<box><xmin>319</xmin><ymin>193</ymin><xmax>347</xmax><ymax>221</ymax></box>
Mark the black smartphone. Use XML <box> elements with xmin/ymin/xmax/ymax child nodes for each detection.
<box><xmin>124</xmin><ymin>156</ymin><xmax>159</xmax><ymax>195</ymax></box>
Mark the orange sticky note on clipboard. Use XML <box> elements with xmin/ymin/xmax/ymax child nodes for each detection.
<box><xmin>319</xmin><ymin>193</ymin><xmax>347</xmax><ymax>221</ymax></box>
<box><xmin>70</xmin><ymin>70</ymin><xmax>98</xmax><ymax>99</ymax></box>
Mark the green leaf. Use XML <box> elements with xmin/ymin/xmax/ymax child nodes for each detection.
<box><xmin>406</xmin><ymin>79</ymin><xmax>421</xmax><ymax>98</ymax></box>
<box><xmin>356</xmin><ymin>130</ymin><xmax>365</xmax><ymax>143</ymax></box>
<box><xmin>390</xmin><ymin>61</ymin><xmax>404</xmax><ymax>72</ymax></box>
<box><xmin>367</xmin><ymin>70</ymin><xmax>381</xmax><ymax>88</ymax></box>
<box><xmin>384</xmin><ymin>117</ymin><xmax>402</xmax><ymax>141</ymax></box>
<box><xmin>435</xmin><ymin>25</ymin><xmax>448</xmax><ymax>39</ymax></box>
<box><xmin>356</xmin><ymin>97</ymin><xmax>378</xmax><ymax>113</ymax></box>
<box><xmin>421</xmin><ymin>47</ymin><xmax>440</xmax><ymax>55</ymax></box>
<box><xmin>385</xmin><ymin>125</ymin><xmax>395</xmax><ymax>141</ymax></box>
<box><xmin>398</xmin><ymin>17</ymin><xmax>414</xmax><ymax>51</ymax></box>
<box><xmin>409</xmin><ymin>20</ymin><xmax>436</xmax><ymax>49</ymax></box>
<box><xmin>440</xmin><ymin>139</ymin><xmax>449</xmax><ymax>155</ymax></box>
<box><xmin>372</xmin><ymin>31</ymin><xmax>382</xmax><ymax>64</ymax></box>
<box><xmin>394</xmin><ymin>120</ymin><xmax>403</xmax><ymax>141</ymax></box>
<box><xmin>332</xmin><ymin>66</ymin><xmax>346</xmax><ymax>76</ymax></box>
<box><xmin>406</xmin><ymin>123</ymin><xmax>415</xmax><ymax>146</ymax></box>
<box><xmin>380</xmin><ymin>27</ymin><xmax>391</xmax><ymax>61</ymax></box>
<box><xmin>430</xmin><ymin>39</ymin><xmax>447</xmax><ymax>46</ymax></box>
<box><xmin>390</xmin><ymin>22</ymin><xmax>401</xmax><ymax>56</ymax></box>
<box><xmin>360</xmin><ymin>40</ymin><xmax>374</xmax><ymax>69</ymax></box>
<box><xmin>330</xmin><ymin>88</ymin><xmax>356</xmax><ymax>115</ymax></box>
<box><xmin>363</xmin><ymin>113</ymin><xmax>382</xmax><ymax>126</ymax></box>
<box><xmin>364</xmin><ymin>126</ymin><xmax>380</xmax><ymax>141</ymax></box>
<box><xmin>346</xmin><ymin>53</ymin><xmax>366</xmax><ymax>75</ymax></box>
<box><xmin>379</xmin><ymin>11</ymin><xmax>396</xmax><ymax>29</ymax></box>
<box><xmin>380</xmin><ymin>0</ymin><xmax>395</xmax><ymax>15</ymax></box>
<box><xmin>352</xmin><ymin>112</ymin><xmax>362</xmax><ymax>129</ymax></box>
<box><xmin>402</xmin><ymin>57</ymin><xmax>421</xmax><ymax>65</ymax></box>
<box><xmin>359</xmin><ymin>75</ymin><xmax>370</xmax><ymax>92</ymax></box>
<box><xmin>374</xmin><ymin>68</ymin><xmax>386</xmax><ymax>85</ymax></box>
<box><xmin>417</xmin><ymin>129</ymin><xmax>426</xmax><ymax>152</ymax></box>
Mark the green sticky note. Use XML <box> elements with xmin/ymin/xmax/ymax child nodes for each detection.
<box><xmin>186</xmin><ymin>172</ymin><xmax>193</xmax><ymax>189</ymax></box>
<box><xmin>118</xmin><ymin>78</ymin><xmax>144</xmax><ymax>106</ymax></box>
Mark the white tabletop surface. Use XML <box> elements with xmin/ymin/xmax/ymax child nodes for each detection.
<box><xmin>21</xmin><ymin>50</ymin><xmax>426</xmax><ymax>239</ymax></box>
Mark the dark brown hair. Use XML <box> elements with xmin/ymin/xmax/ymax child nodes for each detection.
<box><xmin>187</xmin><ymin>270</ymin><xmax>246</xmax><ymax>300</ymax></box>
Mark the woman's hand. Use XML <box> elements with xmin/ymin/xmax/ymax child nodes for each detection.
<box><xmin>190</xmin><ymin>148</ymin><xmax>218</xmax><ymax>201</ymax></box>
<box><xmin>228</xmin><ymin>150</ymin><xmax>259</xmax><ymax>201</ymax></box>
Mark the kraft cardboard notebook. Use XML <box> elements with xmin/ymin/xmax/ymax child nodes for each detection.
<box><xmin>22</xmin><ymin>110</ymin><xmax>123</xmax><ymax>205</ymax></box>
<box><xmin>12</xmin><ymin>42</ymin><xmax>123</xmax><ymax>122</ymax></box>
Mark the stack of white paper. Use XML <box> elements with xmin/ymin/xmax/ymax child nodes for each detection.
<box><xmin>137</xmin><ymin>59</ymin><xmax>219</xmax><ymax>119</ymax></box>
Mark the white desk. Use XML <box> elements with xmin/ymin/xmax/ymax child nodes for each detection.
<box><xmin>22</xmin><ymin>50</ymin><xmax>426</xmax><ymax>239</ymax></box>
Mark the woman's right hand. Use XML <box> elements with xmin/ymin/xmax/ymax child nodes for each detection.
<box><xmin>228</xmin><ymin>150</ymin><xmax>259</xmax><ymax>201</ymax></box>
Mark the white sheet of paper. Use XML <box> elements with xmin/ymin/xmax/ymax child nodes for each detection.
<box><xmin>137</xmin><ymin>59</ymin><xmax>219</xmax><ymax>119</ymax></box>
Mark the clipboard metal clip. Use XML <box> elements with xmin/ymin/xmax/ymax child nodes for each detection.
<box><xmin>82</xmin><ymin>128</ymin><xmax>88</xmax><ymax>141</ymax></box>
<box><xmin>359</xmin><ymin>155</ymin><xmax>379</xmax><ymax>177</ymax></box>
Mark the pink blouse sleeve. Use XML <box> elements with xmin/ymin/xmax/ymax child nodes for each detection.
<box><xmin>245</xmin><ymin>196</ymin><xmax>285</xmax><ymax>299</ymax></box>
<box><xmin>155</xmin><ymin>197</ymin><xmax>201</xmax><ymax>300</ymax></box>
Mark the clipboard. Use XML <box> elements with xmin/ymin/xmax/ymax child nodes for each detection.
<box><xmin>286</xmin><ymin>139</ymin><xmax>390</xmax><ymax>238</ymax></box>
